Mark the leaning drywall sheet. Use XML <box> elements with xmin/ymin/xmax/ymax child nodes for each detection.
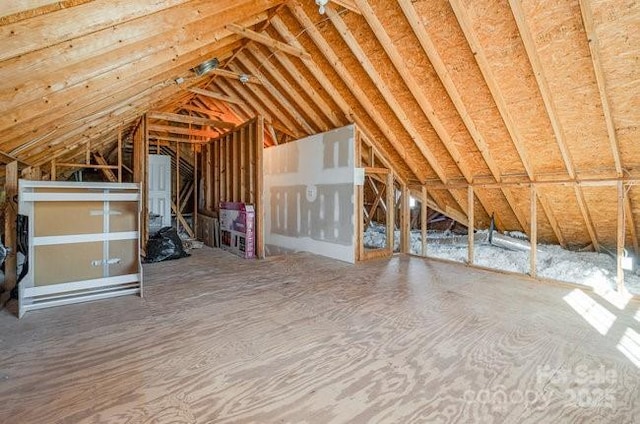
<box><xmin>264</xmin><ymin>125</ymin><xmax>356</xmax><ymax>263</ymax></box>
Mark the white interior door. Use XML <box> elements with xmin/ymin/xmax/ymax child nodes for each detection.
<box><xmin>148</xmin><ymin>154</ymin><xmax>171</xmax><ymax>231</ymax></box>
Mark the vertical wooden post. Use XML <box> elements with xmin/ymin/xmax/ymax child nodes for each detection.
<box><xmin>386</xmin><ymin>171</ymin><xmax>395</xmax><ymax>254</ymax></box>
<box><xmin>85</xmin><ymin>142</ymin><xmax>91</xmax><ymax>165</ymax></box>
<box><xmin>193</xmin><ymin>147</ymin><xmax>198</xmax><ymax>237</ymax></box>
<box><xmin>255</xmin><ymin>116</ymin><xmax>265</xmax><ymax>259</ymax></box>
<box><xmin>117</xmin><ymin>128</ymin><xmax>123</xmax><ymax>183</ymax></box>
<box><xmin>468</xmin><ymin>185</ymin><xmax>474</xmax><ymax>264</ymax></box>
<box><xmin>530</xmin><ymin>185</ymin><xmax>538</xmax><ymax>278</ymax></box>
<box><xmin>1</xmin><ymin>161</ymin><xmax>18</xmax><ymax>308</ymax></box>
<box><xmin>136</xmin><ymin>114</ymin><xmax>150</xmax><ymax>248</ymax></box>
<box><xmin>421</xmin><ymin>185</ymin><xmax>427</xmax><ymax>256</ymax></box>
<box><xmin>176</xmin><ymin>141</ymin><xmax>181</xmax><ymax>235</ymax></box>
<box><xmin>400</xmin><ymin>184</ymin><xmax>410</xmax><ymax>253</ymax></box>
<box><xmin>51</xmin><ymin>158</ymin><xmax>57</xmax><ymax>181</ymax></box>
<box><xmin>355</xmin><ymin>130</ymin><xmax>364</xmax><ymax>261</ymax></box>
<box><xmin>617</xmin><ymin>180</ymin><xmax>625</xmax><ymax>291</ymax></box>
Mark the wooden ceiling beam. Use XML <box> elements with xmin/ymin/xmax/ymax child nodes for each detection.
<box><xmin>188</xmin><ymin>88</ymin><xmax>247</xmax><ymax>106</ymax></box>
<box><xmin>225</xmin><ymin>22</ymin><xmax>311</xmax><ymax>59</ymax></box>
<box><xmin>148</xmin><ymin>134</ymin><xmax>210</xmax><ymax>144</ymax></box>
<box><xmin>0</xmin><ymin>0</ymin><xmax>193</xmax><ymax>62</ymax></box>
<box><xmin>212</xmin><ymin>79</ymin><xmax>270</xmax><ymax>122</ymax></box>
<box><xmin>1</xmin><ymin>4</ymin><xmax>267</xmax><ymax>113</ymax></box>
<box><xmin>270</xmin><ymin>49</ymin><xmax>343</xmax><ymax>128</ymax></box>
<box><xmin>227</xmin><ymin>61</ymin><xmax>310</xmax><ymax>136</ymax></box>
<box><xmin>148</xmin><ymin>111</ymin><xmax>235</xmax><ymax>129</ymax></box>
<box><xmin>148</xmin><ymin>124</ymin><xmax>220</xmax><ymax>138</ymax></box>
<box><xmin>0</xmin><ymin>150</ymin><xmax>30</xmax><ymax>167</ymax></box>
<box><xmin>244</xmin><ymin>47</ymin><xmax>329</xmax><ymax>131</ymax></box>
<box><xmin>234</xmin><ymin>53</ymin><xmax>317</xmax><ymax>134</ymax></box>
<box><xmin>23</xmin><ymin>79</ymin><xmax>200</xmax><ymax>164</ymax></box>
<box><xmin>208</xmin><ymin>68</ymin><xmax>262</xmax><ymax>85</ymax></box>
<box><xmin>0</xmin><ymin>18</ymin><xmax>252</xmax><ymax>144</ymax></box>
<box><xmin>0</xmin><ymin>0</ymin><xmax>64</xmax><ymax>19</ymax></box>
<box><xmin>509</xmin><ymin>0</ymin><xmax>599</xmax><ymax>250</ymax></box>
<box><xmin>198</xmin><ymin>87</ymin><xmax>258</xmax><ymax>125</ymax></box>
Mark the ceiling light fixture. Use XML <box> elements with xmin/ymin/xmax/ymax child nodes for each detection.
<box><xmin>316</xmin><ymin>0</ymin><xmax>329</xmax><ymax>14</ymax></box>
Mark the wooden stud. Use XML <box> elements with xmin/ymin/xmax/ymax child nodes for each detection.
<box><xmin>468</xmin><ymin>185</ymin><xmax>474</xmax><ymax>265</ymax></box>
<box><xmin>256</xmin><ymin>116</ymin><xmax>265</xmax><ymax>259</ymax></box>
<box><xmin>386</xmin><ymin>171</ymin><xmax>395</xmax><ymax>254</ymax></box>
<box><xmin>51</xmin><ymin>158</ymin><xmax>56</xmax><ymax>181</ymax></box>
<box><xmin>193</xmin><ymin>147</ymin><xmax>198</xmax><ymax>236</ymax></box>
<box><xmin>232</xmin><ymin>129</ymin><xmax>239</xmax><ymax>202</ymax></box>
<box><xmin>421</xmin><ymin>186</ymin><xmax>427</xmax><ymax>256</ymax></box>
<box><xmin>117</xmin><ymin>128</ymin><xmax>122</xmax><ymax>183</ymax></box>
<box><xmin>401</xmin><ymin>184</ymin><xmax>410</xmax><ymax>254</ymax></box>
<box><xmin>1</xmin><ymin>161</ymin><xmax>18</xmax><ymax>308</ymax></box>
<box><xmin>530</xmin><ymin>185</ymin><xmax>537</xmax><ymax>279</ymax></box>
<box><xmin>176</xmin><ymin>141</ymin><xmax>181</xmax><ymax>235</ymax></box>
<box><xmin>617</xmin><ymin>181</ymin><xmax>625</xmax><ymax>292</ymax></box>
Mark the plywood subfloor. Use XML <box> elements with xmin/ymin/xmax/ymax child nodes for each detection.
<box><xmin>1</xmin><ymin>247</ymin><xmax>639</xmax><ymax>423</ymax></box>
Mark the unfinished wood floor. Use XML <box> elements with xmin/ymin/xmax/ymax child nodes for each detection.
<box><xmin>1</xmin><ymin>248</ymin><xmax>639</xmax><ymax>423</ymax></box>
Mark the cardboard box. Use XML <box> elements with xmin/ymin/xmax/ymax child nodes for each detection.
<box><xmin>219</xmin><ymin>202</ymin><xmax>255</xmax><ymax>259</ymax></box>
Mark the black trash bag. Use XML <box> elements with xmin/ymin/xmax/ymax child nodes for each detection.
<box><xmin>144</xmin><ymin>226</ymin><xmax>190</xmax><ymax>263</ymax></box>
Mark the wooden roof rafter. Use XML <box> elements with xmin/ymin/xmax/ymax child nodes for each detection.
<box><xmin>228</xmin><ymin>59</ymin><xmax>313</xmax><ymax>135</ymax></box>
<box><xmin>233</xmin><ymin>53</ymin><xmax>317</xmax><ymax>134</ymax></box>
<box><xmin>323</xmin><ymin>5</ymin><xmax>471</xmax><ymax>218</ymax></box>
<box><xmin>287</xmin><ymin>5</ymin><xmax>427</xmax><ymax>183</ymax></box>
<box><xmin>269</xmin><ymin>49</ymin><xmax>343</xmax><ymax>128</ymax></box>
<box><xmin>243</xmin><ymin>47</ymin><xmax>330</xmax><ymax>132</ymax></box>
<box><xmin>508</xmin><ymin>0</ymin><xmax>600</xmax><ymax>251</ymax></box>
<box><xmin>449</xmin><ymin>0</ymin><xmax>567</xmax><ymax>247</ymax></box>
<box><xmin>578</xmin><ymin>0</ymin><xmax>638</xmax><ymax>254</ymax></box>
<box><xmin>354</xmin><ymin>0</ymin><xmax>526</xmax><ymax>231</ymax></box>
<box><xmin>270</xmin><ymin>14</ymin><xmax>413</xmax><ymax>185</ymax></box>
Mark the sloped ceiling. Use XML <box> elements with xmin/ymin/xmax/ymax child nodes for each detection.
<box><xmin>1</xmin><ymin>0</ymin><xmax>638</xmax><ymax>250</ymax></box>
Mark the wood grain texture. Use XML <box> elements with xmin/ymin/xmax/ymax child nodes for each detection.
<box><xmin>1</xmin><ymin>247</ymin><xmax>639</xmax><ymax>422</ymax></box>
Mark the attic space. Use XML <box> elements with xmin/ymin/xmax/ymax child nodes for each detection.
<box><xmin>1</xmin><ymin>0</ymin><xmax>639</xmax><ymax>422</ymax></box>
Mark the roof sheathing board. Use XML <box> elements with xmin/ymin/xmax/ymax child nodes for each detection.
<box><xmin>522</xmin><ymin>0</ymin><xmax>615</xmax><ymax>176</ymax></box>
<box><xmin>590</xmin><ymin>0</ymin><xmax>640</xmax><ymax>173</ymax></box>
